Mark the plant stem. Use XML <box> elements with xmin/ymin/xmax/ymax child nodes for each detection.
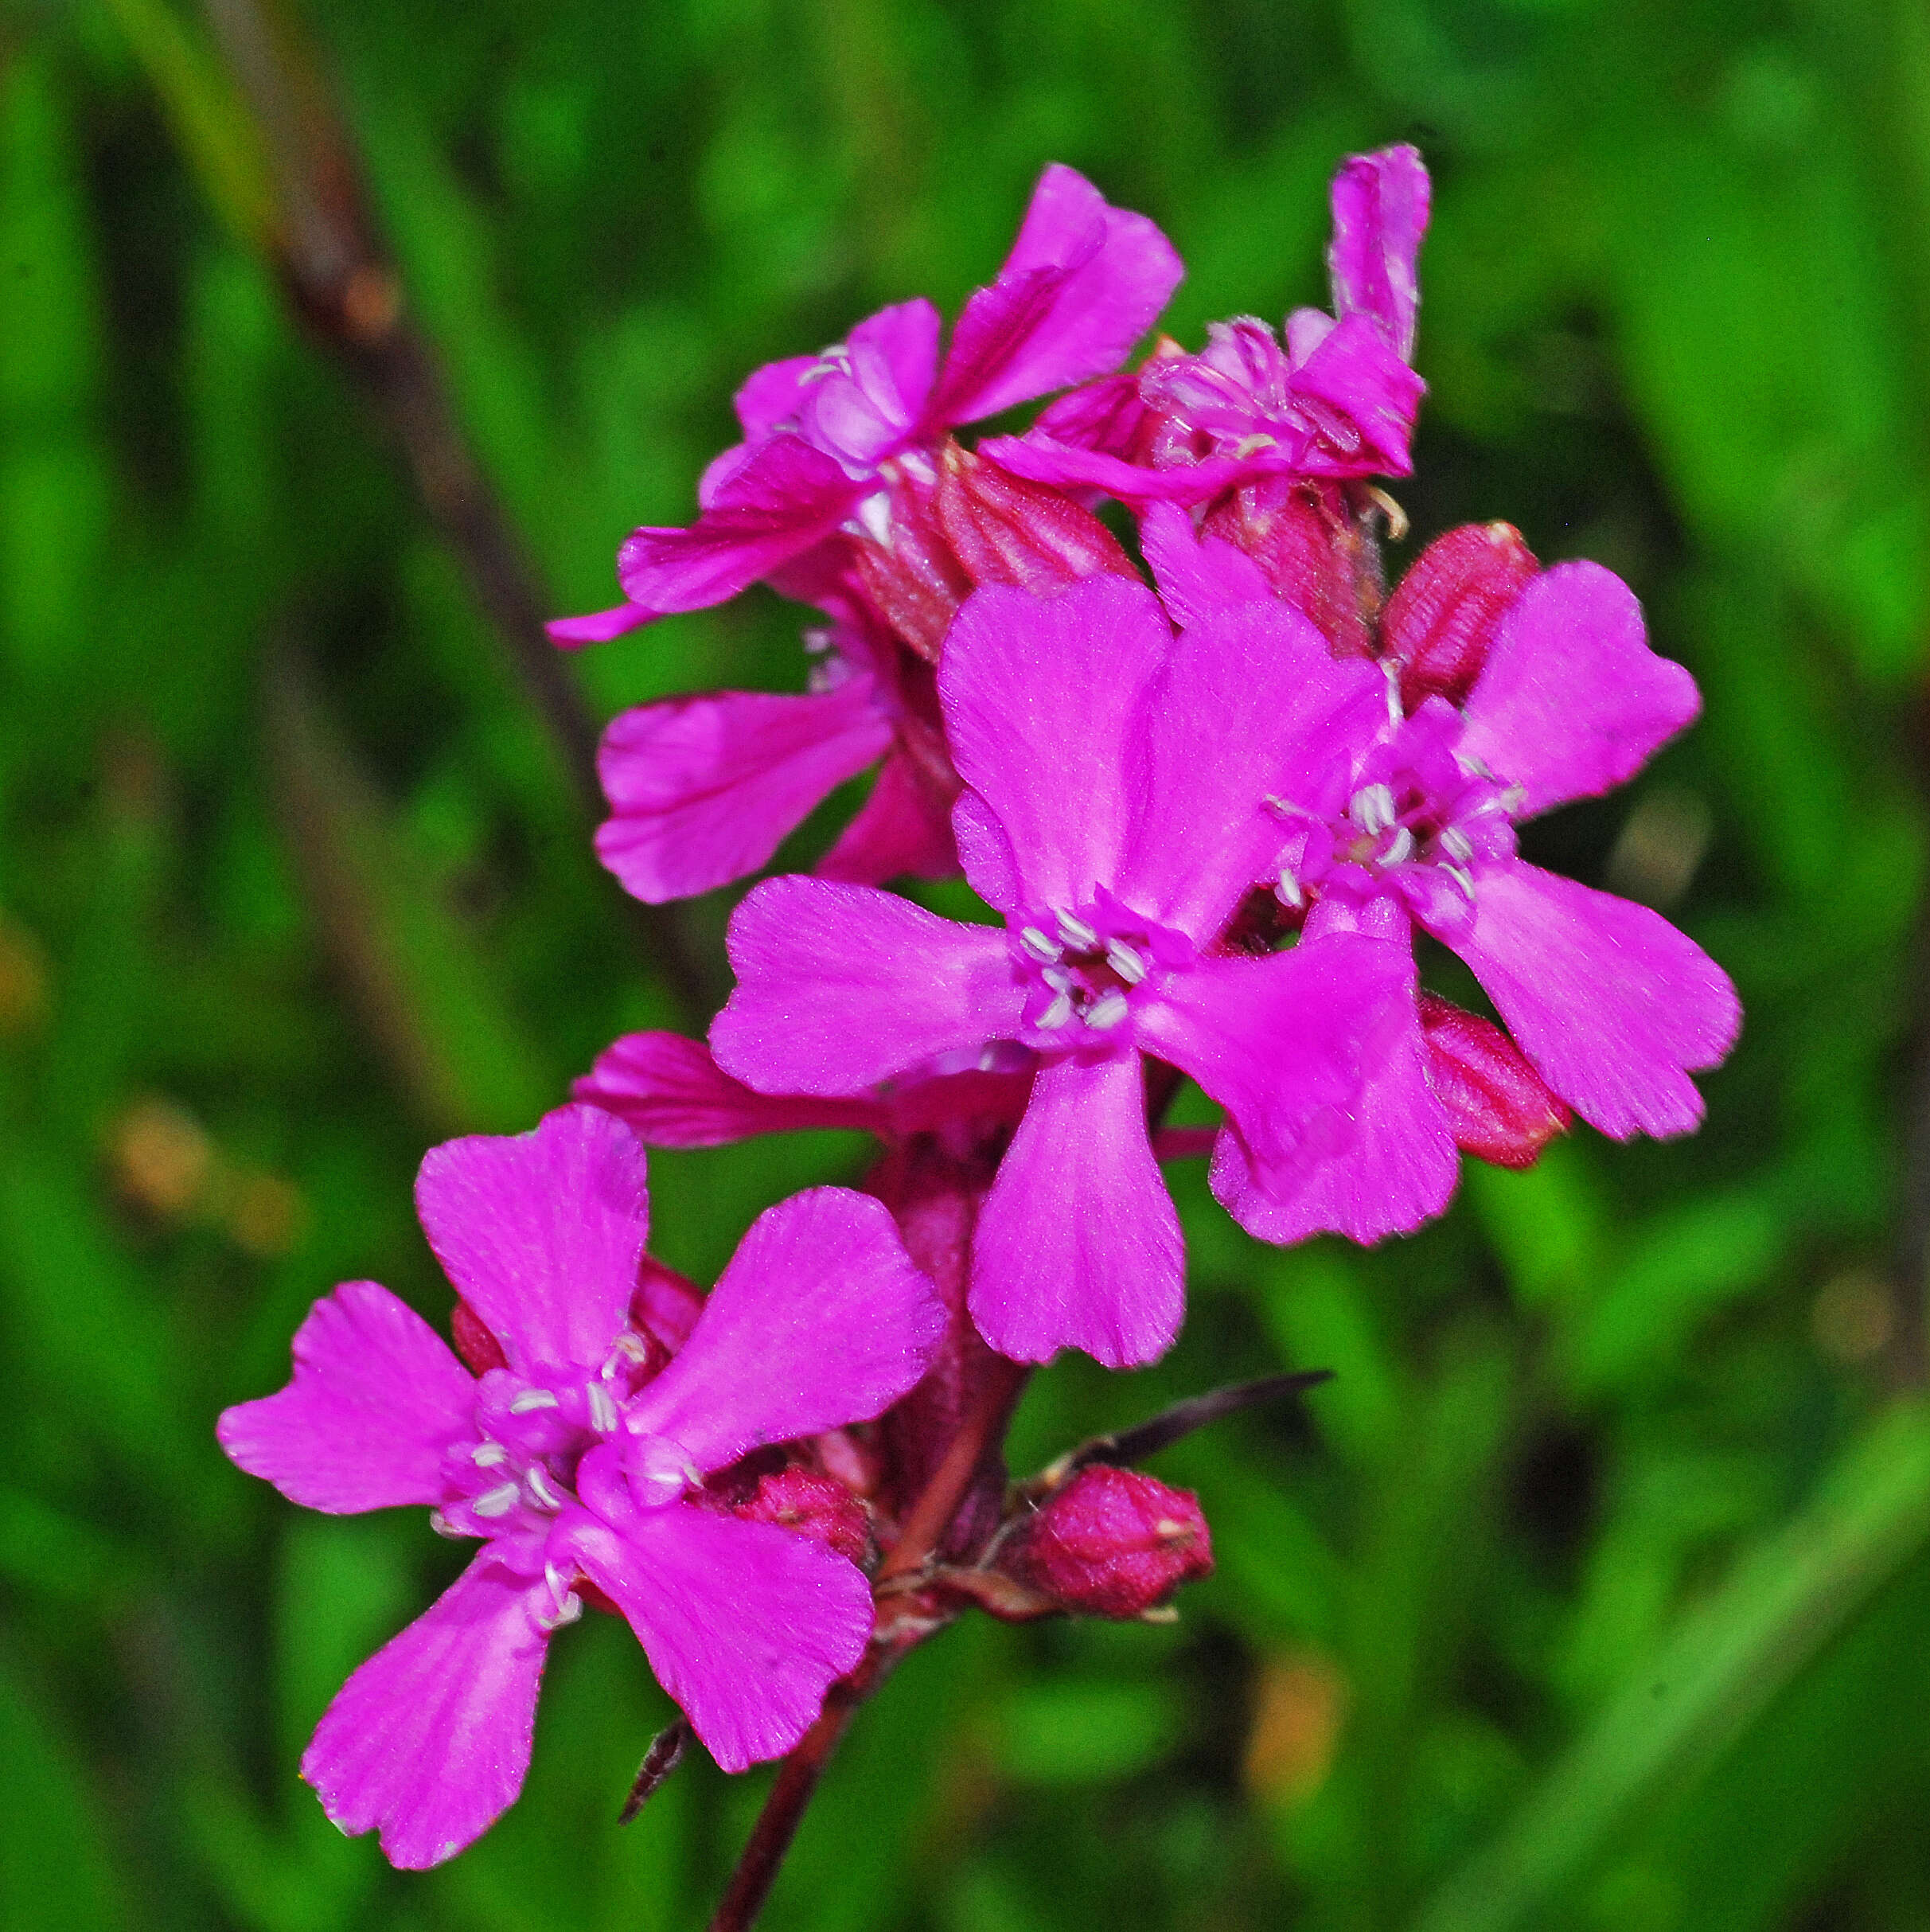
<box><xmin>705</xmin><ymin>1352</ymin><xmax>1030</xmax><ymax>1932</ymax></box>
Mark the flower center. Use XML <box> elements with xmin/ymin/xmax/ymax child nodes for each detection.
<box><xmin>1010</xmin><ymin>900</ymin><xmax>1188</xmax><ymax>1046</ymax></box>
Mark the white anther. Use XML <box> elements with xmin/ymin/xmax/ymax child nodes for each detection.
<box><xmin>1042</xmin><ymin>966</ymin><xmax>1074</xmax><ymax>992</ymax></box>
<box><xmin>1443</xmin><ymin>864</ymin><xmax>1476</xmax><ymax>899</ymax></box>
<box><xmin>535</xmin><ymin>1591</ymin><xmax>583</xmax><ymax>1633</ymax></box>
<box><xmin>1085</xmin><ymin>990</ymin><xmax>1131</xmax><ymax>1031</ymax></box>
<box><xmin>801</xmin><ymin>626</ymin><xmax>834</xmax><ymax>656</ymax></box>
<box><xmin>1055</xmin><ymin>911</ymin><xmax>1099</xmax><ymax>950</ymax></box>
<box><xmin>428</xmin><ymin>1509</ymin><xmax>462</xmax><ymax>1540</ymax></box>
<box><xmin>1105</xmin><ymin>939</ymin><xmax>1148</xmax><ymax>985</ymax></box>
<box><xmin>1037</xmin><ymin>990</ymin><xmax>1075</xmax><ymax>1030</ymax></box>
<box><xmin>1501</xmin><ymin>785</ymin><xmax>1526</xmax><ymax>815</ymax></box>
<box><xmin>524</xmin><ymin>1466</ymin><xmax>565</xmax><ymax>1512</ymax></box>
<box><xmin>801</xmin><ymin>345</ymin><xmax>849</xmax><ymax>382</ymax></box>
<box><xmin>855</xmin><ymin>490</ymin><xmax>893</xmax><ymax>548</ymax></box>
<box><xmin>546</xmin><ymin>1561</ymin><xmax>569</xmax><ymax>1607</ymax></box>
<box><xmin>586</xmin><ymin>1382</ymin><xmax>618</xmax><ymax>1435</ymax></box>
<box><xmin>1382</xmin><ymin>659</ymin><xmax>1404</xmax><ymax>729</ymax></box>
<box><xmin>1276</xmin><ymin>866</ymin><xmax>1304</xmax><ymax>909</ymax></box>
<box><xmin>1020</xmin><ymin>925</ymin><xmax>1062</xmax><ymax>963</ymax></box>
<box><xmin>509</xmin><ymin>1388</ymin><xmax>560</xmax><ymax>1414</ymax></box>
<box><xmin>1440</xmin><ymin>826</ymin><xmax>1473</xmax><ymax>862</ymax></box>
<box><xmin>470</xmin><ymin>1442</ymin><xmax>508</xmax><ymax>1468</ymax></box>
<box><xmin>898</xmin><ymin>448</ymin><xmax>936</xmax><ymax>484</ymax></box>
<box><xmin>1350</xmin><ymin>784</ymin><xmax>1397</xmax><ymax>835</ymax></box>
<box><xmin>473</xmin><ymin>1482</ymin><xmax>522</xmax><ymax>1519</ymax></box>
<box><xmin>1232</xmin><ymin>432</ymin><xmax>1278</xmax><ymax>458</ymax></box>
<box><xmin>1461</xmin><ymin>755</ymin><xmax>1496</xmax><ymax>781</ymax></box>
<box><xmin>1382</xmin><ymin>827</ymin><xmax>1416</xmax><ymax>866</ymax></box>
<box><xmin>605</xmin><ymin>1332</ymin><xmax>652</xmax><ymax>1370</ymax></box>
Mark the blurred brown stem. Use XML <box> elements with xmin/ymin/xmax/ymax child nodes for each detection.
<box><xmin>198</xmin><ymin>0</ymin><xmax>709</xmax><ymax>1023</ymax></box>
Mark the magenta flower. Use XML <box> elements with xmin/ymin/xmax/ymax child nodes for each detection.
<box><xmin>1245</xmin><ymin>557</ymin><xmax>1740</xmax><ymax>1239</ymax></box>
<box><xmin>708</xmin><ymin>575</ymin><xmax>1416</xmax><ymax>1370</ymax></box>
<box><xmin>217</xmin><ymin>1104</ymin><xmax>943</xmax><ymax>1867</ymax></box>
<box><xmin>551</xmin><ymin>166</ymin><xmax>1182</xmax><ymax>644</ymax></box>
<box><xmin>984</xmin><ymin>145</ymin><xmax>1429</xmax><ymax>505</ymax></box>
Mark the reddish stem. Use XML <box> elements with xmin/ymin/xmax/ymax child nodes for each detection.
<box><xmin>705</xmin><ymin>1352</ymin><xmax>1030</xmax><ymax>1932</ymax></box>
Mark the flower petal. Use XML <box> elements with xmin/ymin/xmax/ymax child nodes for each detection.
<box><xmin>977</xmin><ymin>431</ymin><xmax>1260</xmax><ymax>505</ymax></box>
<box><xmin>1289</xmin><ymin>310</ymin><xmax>1424</xmax><ymax>476</ymax></box>
<box><xmin>414</xmin><ymin>1105</ymin><xmax>645</xmax><ymax>1376</ymax></box>
<box><xmin>595</xmin><ymin>681</ymin><xmax>893</xmax><ymax>904</ymax></box>
<box><xmin>1137</xmin><ymin>499</ymin><xmax>1273</xmax><ymax>626</ymax></box>
<box><xmin>1458</xmin><ymin>562</ymin><xmax>1701</xmax><ymax>818</ymax></box>
<box><xmin>970</xmin><ymin>1052</ymin><xmax>1183</xmax><ymax>1369</ymax></box>
<box><xmin>816</xmin><ymin>746</ymin><xmax>960</xmax><ymax>884</ymax></box>
<box><xmin>800</xmin><ymin>301</ymin><xmax>942</xmax><ymax>468</ymax></box>
<box><xmin>571</xmin><ymin>1502</ymin><xmax>871</xmax><ymax>1772</ymax></box>
<box><xmin>217</xmin><ymin>1281</ymin><xmax>475</xmax><ymax>1512</ymax></box>
<box><xmin>1207</xmin><ymin>981</ymin><xmax>1459</xmax><ymax>1245</ymax></box>
<box><xmin>735</xmin><ymin>354</ymin><xmax>823</xmax><ymax>441</ymax></box>
<box><xmin>574</xmin><ymin>1032</ymin><xmax>890</xmax><ymax>1146</ymax></box>
<box><xmin>1327</xmin><ymin>145</ymin><xmax>1430</xmax><ymax>363</ymax></box>
<box><xmin>626</xmin><ymin>1187</ymin><xmax>945</xmax><ymax>1472</ymax></box>
<box><xmin>546</xmin><ymin>599</ymin><xmax>657</xmax><ymax>647</ymax></box>
<box><xmin>1116</xmin><ymin>593</ymin><xmax>1385</xmax><ymax>938</ymax></box>
<box><xmin>712</xmin><ymin>876</ymin><xmax>1026</xmax><ymax>1094</ymax></box>
<box><xmin>938</xmin><ymin>576</ymin><xmax>1171</xmax><ymax>912</ymax></box>
<box><xmin>302</xmin><ymin>1552</ymin><xmax>548</xmax><ymax>1869</ymax></box>
<box><xmin>1445</xmin><ymin>861</ymin><xmax>1740</xmax><ymax>1138</ymax></box>
<box><xmin>1135</xmin><ymin>935</ymin><xmax>1416</xmax><ymax>1189</ymax></box>
<box><xmin>614</xmin><ymin>436</ymin><xmax>864</xmax><ymax>615</ymax></box>
<box><xmin>930</xmin><ymin>166</ymin><xmax>1182</xmax><ymax>427</ymax></box>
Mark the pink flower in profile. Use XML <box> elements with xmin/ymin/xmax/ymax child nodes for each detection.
<box><xmin>550</xmin><ymin>166</ymin><xmax>1183</xmax><ymax>644</ymax></box>
<box><xmin>217</xmin><ymin>1105</ymin><xmax>943</xmax><ymax>1868</ymax></box>
<box><xmin>985</xmin><ymin>145</ymin><xmax>1429</xmax><ymax>505</ymax></box>
<box><xmin>1244</xmin><ymin>552</ymin><xmax>1741</xmax><ymax>1240</ymax></box>
<box><xmin>709</xmin><ymin>575</ymin><xmax>1417</xmax><ymax>1371</ymax></box>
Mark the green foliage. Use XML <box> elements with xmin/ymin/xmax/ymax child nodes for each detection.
<box><xmin>3</xmin><ymin>0</ymin><xmax>1930</xmax><ymax>1926</ymax></box>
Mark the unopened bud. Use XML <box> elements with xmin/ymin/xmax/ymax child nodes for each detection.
<box><xmin>1417</xmin><ymin>993</ymin><xmax>1570</xmax><ymax>1169</ymax></box>
<box><xmin>1382</xmin><ymin>522</ymin><xmax>1538</xmax><ymax>711</ymax></box>
<box><xmin>731</xmin><ymin>1465</ymin><xmax>872</xmax><ymax>1567</ymax></box>
<box><xmin>852</xmin><ymin>463</ymin><xmax>973</xmax><ymax>661</ymax></box>
<box><xmin>1000</xmin><ymin>1466</ymin><xmax>1212</xmax><ymax>1619</ymax></box>
<box><xmin>932</xmin><ymin>441</ymin><xmax>1138</xmax><ymax>602</ymax></box>
<box><xmin>450</xmin><ymin>1299</ymin><xmax>508</xmax><ymax>1376</ymax></box>
<box><xmin>1201</xmin><ymin>478</ymin><xmax>1379</xmax><ymax>657</ymax></box>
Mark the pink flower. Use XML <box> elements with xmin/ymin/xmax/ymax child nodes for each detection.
<box><xmin>708</xmin><ymin>576</ymin><xmax>1416</xmax><ymax>1370</ymax></box>
<box><xmin>1246</xmin><ymin>556</ymin><xmax>1740</xmax><ymax>1239</ymax></box>
<box><xmin>551</xmin><ymin>166</ymin><xmax>1182</xmax><ymax>644</ymax></box>
<box><xmin>217</xmin><ymin>1105</ymin><xmax>944</xmax><ymax>1867</ymax></box>
<box><xmin>984</xmin><ymin>145</ymin><xmax>1429</xmax><ymax>505</ymax></box>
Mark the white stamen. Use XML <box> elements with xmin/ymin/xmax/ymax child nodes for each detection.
<box><xmin>428</xmin><ymin>1509</ymin><xmax>461</xmax><ymax>1540</ymax></box>
<box><xmin>1461</xmin><ymin>755</ymin><xmax>1496</xmax><ymax>781</ymax></box>
<box><xmin>1232</xmin><ymin>432</ymin><xmax>1278</xmax><ymax>458</ymax></box>
<box><xmin>473</xmin><ymin>1482</ymin><xmax>522</xmax><ymax>1519</ymax></box>
<box><xmin>801</xmin><ymin>626</ymin><xmax>834</xmax><ymax>656</ymax></box>
<box><xmin>1020</xmin><ymin>925</ymin><xmax>1062</xmax><ymax>963</ymax></box>
<box><xmin>1443</xmin><ymin>864</ymin><xmax>1476</xmax><ymax>899</ymax></box>
<box><xmin>1382</xmin><ymin>659</ymin><xmax>1404</xmax><ymax>730</ymax></box>
<box><xmin>1085</xmin><ymin>990</ymin><xmax>1130</xmax><ymax>1031</ymax></box>
<box><xmin>1037</xmin><ymin>990</ymin><xmax>1075</xmax><ymax>1030</ymax></box>
<box><xmin>509</xmin><ymin>1388</ymin><xmax>560</xmax><ymax>1415</ymax></box>
<box><xmin>535</xmin><ymin>1590</ymin><xmax>583</xmax><ymax>1633</ymax></box>
<box><xmin>1042</xmin><ymin>966</ymin><xmax>1073</xmax><ymax>992</ymax></box>
<box><xmin>606</xmin><ymin>1332</ymin><xmax>651</xmax><ymax>1369</ymax></box>
<box><xmin>524</xmin><ymin>1466</ymin><xmax>565</xmax><ymax>1512</ymax></box>
<box><xmin>1105</xmin><ymin>939</ymin><xmax>1147</xmax><ymax>985</ymax></box>
<box><xmin>855</xmin><ymin>490</ymin><xmax>893</xmax><ymax>548</ymax></box>
<box><xmin>471</xmin><ymin>1442</ymin><xmax>508</xmax><ymax>1468</ymax></box>
<box><xmin>801</xmin><ymin>345</ymin><xmax>849</xmax><ymax>383</ymax></box>
<box><xmin>1350</xmin><ymin>784</ymin><xmax>1397</xmax><ymax>836</ymax></box>
<box><xmin>1056</xmin><ymin>910</ymin><xmax>1099</xmax><ymax>950</ymax></box>
<box><xmin>1440</xmin><ymin>826</ymin><xmax>1473</xmax><ymax>862</ymax></box>
<box><xmin>1382</xmin><ymin>827</ymin><xmax>1415</xmax><ymax>866</ymax></box>
<box><xmin>1276</xmin><ymin>865</ymin><xmax>1304</xmax><ymax>909</ymax></box>
<box><xmin>898</xmin><ymin>448</ymin><xmax>937</xmax><ymax>484</ymax></box>
<box><xmin>586</xmin><ymin>1381</ymin><xmax>619</xmax><ymax>1434</ymax></box>
<box><xmin>978</xmin><ymin>1045</ymin><xmax>999</xmax><ymax>1071</ymax></box>
<box><xmin>546</xmin><ymin>1562</ymin><xmax>570</xmax><ymax>1608</ymax></box>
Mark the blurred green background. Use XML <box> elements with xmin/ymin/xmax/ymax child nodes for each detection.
<box><xmin>6</xmin><ymin>0</ymin><xmax>1930</xmax><ymax>1927</ymax></box>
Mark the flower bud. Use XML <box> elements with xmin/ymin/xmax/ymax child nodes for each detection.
<box><xmin>450</xmin><ymin>1299</ymin><xmax>508</xmax><ymax>1376</ymax></box>
<box><xmin>1382</xmin><ymin>521</ymin><xmax>1538</xmax><ymax>710</ymax></box>
<box><xmin>729</xmin><ymin>1465</ymin><xmax>873</xmax><ymax>1567</ymax></box>
<box><xmin>1000</xmin><ymin>1465</ymin><xmax>1212</xmax><ymax>1618</ymax></box>
<box><xmin>1200</xmin><ymin>478</ymin><xmax>1378</xmax><ymax>657</ymax></box>
<box><xmin>851</xmin><ymin>463</ymin><xmax>973</xmax><ymax>661</ymax></box>
<box><xmin>934</xmin><ymin>442</ymin><xmax>1138</xmax><ymax>596</ymax></box>
<box><xmin>1417</xmin><ymin>993</ymin><xmax>1570</xmax><ymax>1169</ymax></box>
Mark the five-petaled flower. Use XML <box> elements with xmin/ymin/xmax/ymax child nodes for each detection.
<box><xmin>218</xmin><ymin>1104</ymin><xmax>943</xmax><ymax>1867</ymax></box>
<box><xmin>708</xmin><ymin>573</ymin><xmax>1417</xmax><ymax>1369</ymax></box>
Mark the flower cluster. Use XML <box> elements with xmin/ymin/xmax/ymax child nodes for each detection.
<box><xmin>224</xmin><ymin>146</ymin><xmax>1738</xmax><ymax>1875</ymax></box>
